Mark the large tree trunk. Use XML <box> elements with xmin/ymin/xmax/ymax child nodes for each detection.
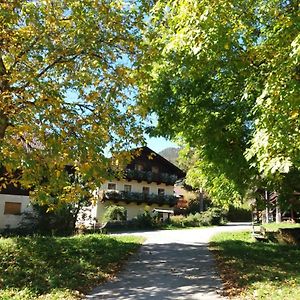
<box><xmin>0</xmin><ymin>55</ymin><xmax>9</xmax><ymax>139</ymax></box>
<box><xmin>276</xmin><ymin>198</ymin><xmax>282</xmax><ymax>223</ymax></box>
<box><xmin>199</xmin><ymin>188</ymin><xmax>204</xmax><ymax>212</ymax></box>
<box><xmin>264</xmin><ymin>190</ymin><xmax>269</xmax><ymax>224</ymax></box>
<box><xmin>0</xmin><ymin>112</ymin><xmax>8</xmax><ymax>139</ymax></box>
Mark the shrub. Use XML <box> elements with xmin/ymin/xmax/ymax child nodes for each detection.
<box><xmin>184</xmin><ymin>213</ymin><xmax>201</xmax><ymax>227</ymax></box>
<box><xmin>170</xmin><ymin>215</ymin><xmax>186</xmax><ymax>227</ymax></box>
<box><xmin>186</xmin><ymin>198</ymin><xmax>201</xmax><ymax>214</ymax></box>
<box><xmin>132</xmin><ymin>211</ymin><xmax>157</xmax><ymax>229</ymax></box>
<box><xmin>226</xmin><ymin>205</ymin><xmax>252</xmax><ymax>222</ymax></box>
<box><xmin>186</xmin><ymin>197</ymin><xmax>211</xmax><ymax>214</ymax></box>
<box><xmin>103</xmin><ymin>205</ymin><xmax>127</xmax><ymax>222</ymax></box>
<box><xmin>199</xmin><ymin>207</ymin><xmax>226</xmax><ymax>225</ymax></box>
<box><xmin>15</xmin><ymin>203</ymin><xmax>80</xmax><ymax>236</ymax></box>
<box><xmin>170</xmin><ymin>207</ymin><xmax>226</xmax><ymax>228</ymax></box>
<box><xmin>170</xmin><ymin>213</ymin><xmax>203</xmax><ymax>227</ymax></box>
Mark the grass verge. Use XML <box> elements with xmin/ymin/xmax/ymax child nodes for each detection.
<box><xmin>0</xmin><ymin>234</ymin><xmax>144</xmax><ymax>299</ymax></box>
<box><xmin>262</xmin><ymin>222</ymin><xmax>300</xmax><ymax>232</ymax></box>
<box><xmin>160</xmin><ymin>224</ymin><xmax>211</xmax><ymax>230</ymax></box>
<box><xmin>210</xmin><ymin>230</ymin><xmax>300</xmax><ymax>299</ymax></box>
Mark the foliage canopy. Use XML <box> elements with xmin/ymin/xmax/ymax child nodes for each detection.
<box><xmin>138</xmin><ymin>0</ymin><xmax>300</xmax><ymax>205</ymax></box>
<box><xmin>0</xmin><ymin>1</ymin><xmax>150</xmax><ymax>205</ymax></box>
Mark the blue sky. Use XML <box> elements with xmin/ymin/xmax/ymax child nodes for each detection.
<box><xmin>65</xmin><ymin>91</ymin><xmax>178</xmax><ymax>153</ymax></box>
<box><xmin>144</xmin><ymin>113</ymin><xmax>179</xmax><ymax>153</ymax></box>
<box><xmin>145</xmin><ymin>136</ymin><xmax>179</xmax><ymax>153</ymax></box>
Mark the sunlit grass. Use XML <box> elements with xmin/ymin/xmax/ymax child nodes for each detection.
<box><xmin>262</xmin><ymin>222</ymin><xmax>300</xmax><ymax>232</ymax></box>
<box><xmin>0</xmin><ymin>234</ymin><xmax>143</xmax><ymax>299</ymax></box>
<box><xmin>210</xmin><ymin>231</ymin><xmax>300</xmax><ymax>299</ymax></box>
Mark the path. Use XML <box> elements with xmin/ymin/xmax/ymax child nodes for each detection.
<box><xmin>86</xmin><ymin>223</ymin><xmax>250</xmax><ymax>300</ymax></box>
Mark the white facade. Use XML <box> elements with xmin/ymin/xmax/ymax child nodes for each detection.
<box><xmin>95</xmin><ymin>200</ymin><xmax>172</xmax><ymax>222</ymax></box>
<box><xmin>101</xmin><ymin>179</ymin><xmax>174</xmax><ymax>196</ymax></box>
<box><xmin>89</xmin><ymin>179</ymin><xmax>175</xmax><ymax>223</ymax></box>
<box><xmin>0</xmin><ymin>194</ymin><xmax>32</xmax><ymax>230</ymax></box>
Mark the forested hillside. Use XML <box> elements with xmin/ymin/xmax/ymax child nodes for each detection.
<box><xmin>159</xmin><ymin>147</ymin><xmax>180</xmax><ymax>166</ymax></box>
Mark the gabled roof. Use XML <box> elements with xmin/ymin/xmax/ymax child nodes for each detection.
<box><xmin>127</xmin><ymin>146</ymin><xmax>185</xmax><ymax>178</ymax></box>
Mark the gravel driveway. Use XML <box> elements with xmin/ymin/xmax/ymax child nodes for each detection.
<box><xmin>86</xmin><ymin>223</ymin><xmax>250</xmax><ymax>300</ymax></box>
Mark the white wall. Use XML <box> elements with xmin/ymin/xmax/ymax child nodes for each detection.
<box><xmin>76</xmin><ymin>203</ymin><xmax>99</xmax><ymax>229</ymax></box>
<box><xmin>94</xmin><ymin>179</ymin><xmax>175</xmax><ymax>222</ymax></box>
<box><xmin>96</xmin><ymin>200</ymin><xmax>172</xmax><ymax>222</ymax></box>
<box><xmin>0</xmin><ymin>194</ymin><xmax>32</xmax><ymax>229</ymax></box>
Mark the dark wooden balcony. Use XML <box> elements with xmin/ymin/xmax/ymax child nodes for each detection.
<box><xmin>124</xmin><ymin>169</ymin><xmax>178</xmax><ymax>186</ymax></box>
<box><xmin>103</xmin><ymin>190</ymin><xmax>178</xmax><ymax>206</ymax></box>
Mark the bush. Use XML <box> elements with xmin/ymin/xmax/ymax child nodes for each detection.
<box><xmin>185</xmin><ymin>197</ymin><xmax>212</xmax><ymax>215</ymax></box>
<box><xmin>184</xmin><ymin>213</ymin><xmax>201</xmax><ymax>227</ymax></box>
<box><xmin>200</xmin><ymin>207</ymin><xmax>226</xmax><ymax>225</ymax></box>
<box><xmin>103</xmin><ymin>205</ymin><xmax>127</xmax><ymax>222</ymax></box>
<box><xmin>132</xmin><ymin>211</ymin><xmax>157</xmax><ymax>229</ymax></box>
<box><xmin>169</xmin><ymin>215</ymin><xmax>186</xmax><ymax>227</ymax></box>
<box><xmin>170</xmin><ymin>207</ymin><xmax>226</xmax><ymax>228</ymax></box>
<box><xmin>226</xmin><ymin>205</ymin><xmax>252</xmax><ymax>222</ymax></box>
<box><xmin>13</xmin><ymin>203</ymin><xmax>79</xmax><ymax>237</ymax></box>
<box><xmin>185</xmin><ymin>198</ymin><xmax>201</xmax><ymax>214</ymax></box>
<box><xmin>170</xmin><ymin>213</ymin><xmax>202</xmax><ymax>227</ymax></box>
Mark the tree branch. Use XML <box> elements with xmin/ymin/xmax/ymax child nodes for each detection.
<box><xmin>18</xmin><ymin>51</ymin><xmax>84</xmax><ymax>91</ymax></box>
<box><xmin>37</xmin><ymin>51</ymin><xmax>85</xmax><ymax>78</ymax></box>
<box><xmin>0</xmin><ymin>111</ymin><xmax>9</xmax><ymax>139</ymax></box>
<box><xmin>37</xmin><ymin>56</ymin><xmax>64</xmax><ymax>78</ymax></box>
<box><xmin>10</xmin><ymin>37</ymin><xmax>41</xmax><ymax>71</ymax></box>
<box><xmin>0</xmin><ymin>55</ymin><xmax>9</xmax><ymax>92</ymax></box>
<box><xmin>0</xmin><ymin>56</ymin><xmax>6</xmax><ymax>76</ymax></box>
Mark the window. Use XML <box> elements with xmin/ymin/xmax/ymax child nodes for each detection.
<box><xmin>108</xmin><ymin>183</ymin><xmax>116</xmax><ymax>190</ymax></box>
<box><xmin>142</xmin><ymin>187</ymin><xmax>150</xmax><ymax>195</ymax></box>
<box><xmin>152</xmin><ymin>166</ymin><xmax>159</xmax><ymax>174</ymax></box>
<box><xmin>158</xmin><ymin>188</ymin><xmax>165</xmax><ymax>196</ymax></box>
<box><xmin>4</xmin><ymin>202</ymin><xmax>21</xmax><ymax>215</ymax></box>
<box><xmin>124</xmin><ymin>184</ymin><xmax>132</xmax><ymax>192</ymax></box>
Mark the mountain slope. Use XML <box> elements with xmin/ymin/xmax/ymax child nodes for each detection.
<box><xmin>159</xmin><ymin>147</ymin><xmax>180</xmax><ymax>166</ymax></box>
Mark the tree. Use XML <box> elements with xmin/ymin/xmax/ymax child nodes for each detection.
<box><xmin>0</xmin><ymin>1</ymin><xmax>151</xmax><ymax>205</ymax></box>
<box><xmin>138</xmin><ymin>0</ymin><xmax>300</xmax><ymax>205</ymax></box>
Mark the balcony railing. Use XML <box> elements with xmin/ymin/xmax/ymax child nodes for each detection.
<box><xmin>103</xmin><ymin>190</ymin><xmax>178</xmax><ymax>206</ymax></box>
<box><xmin>124</xmin><ymin>169</ymin><xmax>178</xmax><ymax>186</ymax></box>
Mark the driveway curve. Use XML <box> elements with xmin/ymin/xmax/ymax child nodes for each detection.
<box><xmin>86</xmin><ymin>223</ymin><xmax>250</xmax><ymax>300</ymax></box>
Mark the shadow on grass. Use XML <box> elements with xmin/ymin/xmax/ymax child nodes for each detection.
<box><xmin>210</xmin><ymin>236</ymin><xmax>300</xmax><ymax>296</ymax></box>
<box><xmin>0</xmin><ymin>234</ymin><xmax>141</xmax><ymax>297</ymax></box>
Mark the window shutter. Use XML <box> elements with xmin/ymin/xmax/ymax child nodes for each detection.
<box><xmin>4</xmin><ymin>202</ymin><xmax>22</xmax><ymax>215</ymax></box>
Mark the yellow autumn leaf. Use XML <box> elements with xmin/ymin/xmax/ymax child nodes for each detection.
<box><xmin>290</xmin><ymin>110</ymin><xmax>299</xmax><ymax>119</ymax></box>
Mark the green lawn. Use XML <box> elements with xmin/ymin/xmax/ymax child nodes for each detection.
<box><xmin>0</xmin><ymin>234</ymin><xmax>144</xmax><ymax>299</ymax></box>
<box><xmin>262</xmin><ymin>222</ymin><xmax>300</xmax><ymax>232</ymax></box>
<box><xmin>210</xmin><ymin>231</ymin><xmax>300</xmax><ymax>299</ymax></box>
<box><xmin>161</xmin><ymin>224</ymin><xmax>212</xmax><ymax>230</ymax></box>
